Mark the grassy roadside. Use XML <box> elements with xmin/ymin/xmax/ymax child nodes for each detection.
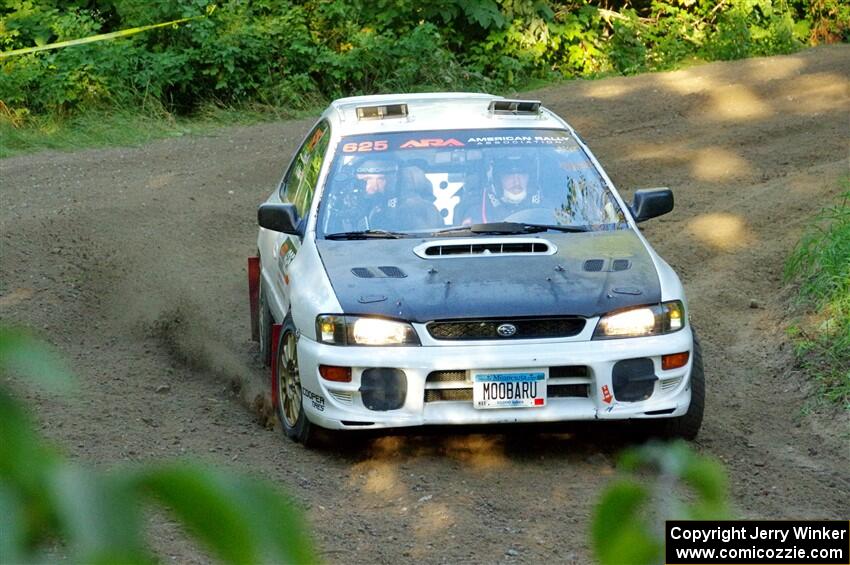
<box><xmin>784</xmin><ymin>178</ymin><xmax>850</xmax><ymax>411</ymax></box>
<box><xmin>0</xmin><ymin>104</ymin><xmax>321</xmax><ymax>159</ymax></box>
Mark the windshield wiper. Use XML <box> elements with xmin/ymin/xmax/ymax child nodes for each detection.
<box><xmin>432</xmin><ymin>222</ymin><xmax>538</xmax><ymax>236</ymax></box>
<box><xmin>325</xmin><ymin>229</ymin><xmax>408</xmax><ymax>240</ymax></box>
<box><xmin>520</xmin><ymin>223</ymin><xmax>590</xmax><ymax>233</ymax></box>
<box><xmin>432</xmin><ymin>222</ymin><xmax>589</xmax><ymax>236</ymax></box>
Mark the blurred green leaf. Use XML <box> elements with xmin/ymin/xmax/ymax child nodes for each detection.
<box><xmin>593</xmin><ymin>442</ymin><xmax>731</xmax><ymax>563</ymax></box>
<box><xmin>0</xmin><ymin>386</ymin><xmax>60</xmax><ymax>492</ymax></box>
<box><xmin>0</xmin><ymin>327</ymin><xmax>73</xmax><ymax>392</ymax></box>
<box><xmin>0</xmin><ymin>484</ymin><xmax>25</xmax><ymax>564</ymax></box>
<box><xmin>592</xmin><ymin>480</ymin><xmax>661</xmax><ymax>565</ymax></box>
<box><xmin>1</xmin><ymin>324</ymin><xmax>318</xmax><ymax>563</ymax></box>
<box><xmin>682</xmin><ymin>457</ymin><xmax>729</xmax><ymax>518</ymax></box>
<box><xmin>133</xmin><ymin>464</ymin><xmax>317</xmax><ymax>564</ymax></box>
<box><xmin>47</xmin><ymin>465</ymin><xmax>151</xmax><ymax>563</ymax></box>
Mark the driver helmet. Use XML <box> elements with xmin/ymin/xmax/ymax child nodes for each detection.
<box><xmin>492</xmin><ymin>153</ymin><xmax>533</xmax><ymax>204</ymax></box>
<box><xmin>354</xmin><ymin>158</ymin><xmax>399</xmax><ymax>198</ymax></box>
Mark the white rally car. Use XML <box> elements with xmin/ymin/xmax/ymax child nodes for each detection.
<box><xmin>248</xmin><ymin>93</ymin><xmax>703</xmax><ymax>445</ymax></box>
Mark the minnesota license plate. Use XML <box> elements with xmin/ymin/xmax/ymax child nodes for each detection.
<box><xmin>472</xmin><ymin>369</ymin><xmax>548</xmax><ymax>409</ymax></box>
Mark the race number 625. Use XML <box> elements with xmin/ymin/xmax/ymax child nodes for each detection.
<box><xmin>342</xmin><ymin>140</ymin><xmax>388</xmax><ymax>152</ymax></box>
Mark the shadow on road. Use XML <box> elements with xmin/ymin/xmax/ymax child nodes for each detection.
<box><xmin>313</xmin><ymin>420</ymin><xmax>662</xmax><ymax>464</ymax></box>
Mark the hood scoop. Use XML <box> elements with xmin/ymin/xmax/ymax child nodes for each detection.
<box><xmin>351</xmin><ymin>266</ymin><xmax>407</xmax><ymax>278</ymax></box>
<box><xmin>414</xmin><ymin>237</ymin><xmax>557</xmax><ymax>259</ymax></box>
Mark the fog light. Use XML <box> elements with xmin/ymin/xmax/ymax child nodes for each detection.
<box><xmin>360</xmin><ymin>368</ymin><xmax>407</xmax><ymax>411</ymax></box>
<box><xmin>320</xmin><ymin>365</ymin><xmax>352</xmax><ymax>382</ymax></box>
<box><xmin>612</xmin><ymin>358</ymin><xmax>657</xmax><ymax>402</ymax></box>
<box><xmin>662</xmin><ymin>352</ymin><xmax>690</xmax><ymax>370</ymax></box>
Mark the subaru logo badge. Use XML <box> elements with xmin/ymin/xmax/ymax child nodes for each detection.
<box><xmin>497</xmin><ymin>323</ymin><xmax>517</xmax><ymax>337</ymax></box>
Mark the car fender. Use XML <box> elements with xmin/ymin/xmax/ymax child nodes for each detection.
<box><xmin>287</xmin><ymin>234</ymin><xmax>342</xmax><ymax>340</ymax></box>
<box><xmin>633</xmin><ymin>235</ymin><xmax>688</xmax><ymax>305</ymax></box>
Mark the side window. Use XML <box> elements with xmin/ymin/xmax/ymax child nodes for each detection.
<box><xmin>279</xmin><ymin>121</ymin><xmax>331</xmax><ymax>219</ymax></box>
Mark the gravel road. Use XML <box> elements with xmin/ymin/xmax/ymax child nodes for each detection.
<box><xmin>1</xmin><ymin>45</ymin><xmax>848</xmax><ymax>563</ymax></box>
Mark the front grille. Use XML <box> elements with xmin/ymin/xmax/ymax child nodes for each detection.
<box><xmin>548</xmin><ymin>384</ymin><xmax>589</xmax><ymax>398</ymax></box>
<box><xmin>427</xmin><ymin>317</ymin><xmax>585</xmax><ymax>340</ymax></box>
<box><xmin>425</xmin><ymin>388</ymin><xmax>473</xmax><ymax>402</ymax></box>
<box><xmin>426</xmin><ymin>370</ymin><xmax>467</xmax><ymax>383</ymax></box>
<box><xmin>550</xmin><ymin>365</ymin><xmax>588</xmax><ymax>379</ymax></box>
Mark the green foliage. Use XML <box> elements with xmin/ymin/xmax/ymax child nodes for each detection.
<box><xmin>784</xmin><ymin>179</ymin><xmax>850</xmax><ymax>409</ymax></box>
<box><xmin>703</xmin><ymin>0</ymin><xmax>801</xmax><ymax>60</ymax></box>
<box><xmin>0</xmin><ymin>326</ymin><xmax>317</xmax><ymax>563</ymax></box>
<box><xmin>0</xmin><ymin>0</ymin><xmax>845</xmax><ymax>129</ymax></box>
<box><xmin>801</xmin><ymin>0</ymin><xmax>850</xmax><ymax>42</ymax></box>
<box><xmin>592</xmin><ymin>441</ymin><xmax>731</xmax><ymax>565</ymax></box>
<box><xmin>608</xmin><ymin>10</ymin><xmax>648</xmax><ymax>74</ymax></box>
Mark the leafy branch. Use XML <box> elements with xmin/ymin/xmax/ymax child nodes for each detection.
<box><xmin>0</xmin><ymin>327</ymin><xmax>317</xmax><ymax>563</ymax></box>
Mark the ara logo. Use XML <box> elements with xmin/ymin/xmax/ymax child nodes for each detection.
<box><xmin>400</xmin><ymin>138</ymin><xmax>464</xmax><ymax>149</ymax></box>
<box><xmin>278</xmin><ymin>239</ymin><xmax>297</xmax><ymax>285</ymax></box>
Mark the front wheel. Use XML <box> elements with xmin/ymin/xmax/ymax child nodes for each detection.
<box><xmin>659</xmin><ymin>330</ymin><xmax>705</xmax><ymax>440</ymax></box>
<box><xmin>274</xmin><ymin>317</ymin><xmax>315</xmax><ymax>445</ymax></box>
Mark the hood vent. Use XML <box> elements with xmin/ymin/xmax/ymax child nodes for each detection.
<box><xmin>583</xmin><ymin>258</ymin><xmax>633</xmax><ymax>272</ymax></box>
<box><xmin>414</xmin><ymin>237</ymin><xmax>556</xmax><ymax>259</ymax></box>
<box><xmin>583</xmin><ymin>259</ymin><xmax>605</xmax><ymax>272</ymax></box>
<box><xmin>351</xmin><ymin>266</ymin><xmax>407</xmax><ymax>278</ymax></box>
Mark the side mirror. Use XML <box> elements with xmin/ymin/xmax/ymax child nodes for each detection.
<box><xmin>258</xmin><ymin>203</ymin><xmax>301</xmax><ymax>234</ymax></box>
<box><xmin>630</xmin><ymin>188</ymin><xmax>674</xmax><ymax>222</ymax></box>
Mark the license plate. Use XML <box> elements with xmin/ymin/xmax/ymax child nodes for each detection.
<box><xmin>472</xmin><ymin>369</ymin><xmax>548</xmax><ymax>409</ymax></box>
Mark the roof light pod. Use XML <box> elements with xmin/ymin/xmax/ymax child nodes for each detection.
<box><xmin>355</xmin><ymin>104</ymin><xmax>408</xmax><ymax>120</ymax></box>
<box><xmin>488</xmin><ymin>99</ymin><xmax>542</xmax><ymax>115</ymax></box>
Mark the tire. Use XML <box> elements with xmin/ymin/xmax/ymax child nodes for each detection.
<box><xmin>258</xmin><ymin>276</ymin><xmax>274</xmax><ymax>367</ymax></box>
<box><xmin>273</xmin><ymin>316</ymin><xmax>316</xmax><ymax>446</ymax></box>
<box><xmin>659</xmin><ymin>330</ymin><xmax>705</xmax><ymax>440</ymax></box>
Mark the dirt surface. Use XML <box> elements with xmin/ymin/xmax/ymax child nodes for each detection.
<box><xmin>2</xmin><ymin>45</ymin><xmax>849</xmax><ymax>563</ymax></box>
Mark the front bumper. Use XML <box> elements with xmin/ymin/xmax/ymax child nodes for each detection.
<box><xmin>297</xmin><ymin>327</ymin><xmax>694</xmax><ymax>430</ymax></box>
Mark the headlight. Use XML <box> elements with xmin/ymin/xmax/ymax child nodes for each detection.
<box><xmin>316</xmin><ymin>315</ymin><xmax>420</xmax><ymax>346</ymax></box>
<box><xmin>593</xmin><ymin>301</ymin><xmax>685</xmax><ymax>339</ymax></box>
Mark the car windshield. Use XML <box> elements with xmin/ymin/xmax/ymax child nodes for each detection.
<box><xmin>318</xmin><ymin>128</ymin><xmax>627</xmax><ymax>237</ymax></box>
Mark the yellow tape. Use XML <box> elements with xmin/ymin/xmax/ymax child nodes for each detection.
<box><xmin>0</xmin><ymin>14</ymin><xmax>205</xmax><ymax>59</ymax></box>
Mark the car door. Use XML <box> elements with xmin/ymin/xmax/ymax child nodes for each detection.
<box><xmin>271</xmin><ymin>120</ymin><xmax>331</xmax><ymax>312</ymax></box>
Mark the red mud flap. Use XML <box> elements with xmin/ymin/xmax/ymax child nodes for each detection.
<box><xmin>270</xmin><ymin>323</ymin><xmax>282</xmax><ymax>408</ymax></box>
<box><xmin>248</xmin><ymin>256</ymin><xmax>260</xmax><ymax>341</ymax></box>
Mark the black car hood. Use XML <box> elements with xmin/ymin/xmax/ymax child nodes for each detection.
<box><xmin>316</xmin><ymin>230</ymin><xmax>661</xmax><ymax>322</ymax></box>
